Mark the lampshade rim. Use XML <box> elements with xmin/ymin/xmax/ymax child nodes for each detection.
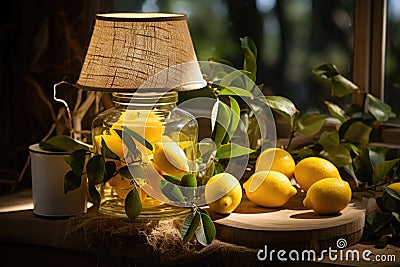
<box><xmin>96</xmin><ymin>12</ymin><xmax>187</xmax><ymax>22</ymax></box>
<box><xmin>76</xmin><ymin>80</ymin><xmax>207</xmax><ymax>92</ymax></box>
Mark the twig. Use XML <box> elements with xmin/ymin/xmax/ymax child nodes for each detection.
<box><xmin>53</xmin><ymin>80</ymin><xmax>76</xmax><ymax>138</ymax></box>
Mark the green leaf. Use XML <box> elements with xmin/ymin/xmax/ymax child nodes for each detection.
<box><xmin>181</xmin><ymin>211</ymin><xmax>201</xmax><ymax>243</ymax></box>
<box><xmin>369</xmin><ymin>148</ymin><xmax>386</xmax><ymax>167</ymax></box>
<box><xmin>118</xmin><ymin>165</ymin><xmax>146</xmax><ymax>181</ymax></box>
<box><xmin>219</xmin><ymin>70</ymin><xmax>246</xmax><ymax>88</ymax></box>
<box><xmin>372</xmin><ymin>159</ymin><xmax>400</xmax><ymax>184</ymax></box>
<box><xmin>159</xmin><ymin>180</ymin><xmax>185</xmax><ymax>202</ymax></box>
<box><xmin>100</xmin><ymin>138</ymin><xmax>121</xmax><ymax>160</ymax></box>
<box><xmin>240</xmin><ymin>37</ymin><xmax>257</xmax><ymax>81</ymax></box>
<box><xmin>367</xmin><ymin>94</ymin><xmax>396</xmax><ymax>122</ymax></box>
<box><xmin>320</xmin><ymin>145</ymin><xmax>352</xmax><ymax>167</ymax></box>
<box><xmin>211</xmin><ymin>101</ymin><xmax>231</xmax><ymax>147</ymax></box>
<box><xmin>312</xmin><ymin>63</ymin><xmax>340</xmax><ymax>79</ymax></box>
<box><xmin>181</xmin><ymin>173</ymin><xmax>197</xmax><ymax>187</ymax></box>
<box><xmin>39</xmin><ymin>135</ymin><xmax>90</xmax><ymax>153</ymax></box>
<box><xmin>163</xmin><ymin>174</ymin><xmax>182</xmax><ymax>185</ymax></box>
<box><xmin>318</xmin><ymin>131</ymin><xmax>340</xmax><ymax>147</ymax></box>
<box><xmin>384</xmin><ymin>187</ymin><xmax>400</xmax><ymax>201</ymax></box>
<box><xmin>114</xmin><ymin>129</ymin><xmax>138</xmax><ymax>158</ymax></box>
<box><xmin>181</xmin><ymin>173</ymin><xmax>197</xmax><ymax>202</ymax></box>
<box><xmin>344</xmin><ymin>121</ymin><xmax>372</xmax><ymax>147</ymax></box>
<box><xmin>265</xmin><ymin>96</ymin><xmax>299</xmax><ymax>128</ymax></box>
<box><xmin>353</xmin><ymin>149</ymin><xmax>373</xmax><ymax>183</ymax></box>
<box><xmin>330</xmin><ymin>75</ymin><xmax>358</xmax><ymax>97</ymax></box>
<box><xmin>296</xmin><ymin>113</ymin><xmax>327</xmax><ymax>135</ymax></box>
<box><xmin>364</xmin><ymin>211</ymin><xmax>394</xmax><ymax>237</ymax></box>
<box><xmin>122</xmin><ymin>126</ymin><xmax>153</xmax><ymax>152</ymax></box>
<box><xmin>86</xmin><ymin>154</ymin><xmax>105</xmax><ymax>186</ymax></box>
<box><xmin>216</xmin><ymin>143</ymin><xmax>255</xmax><ymax>160</ymax></box>
<box><xmin>104</xmin><ymin>161</ymin><xmax>117</xmax><ymax>183</ymax></box>
<box><xmin>215</xmin><ymin>162</ymin><xmax>225</xmax><ymax>174</ymax></box>
<box><xmin>88</xmin><ymin>185</ymin><xmax>101</xmax><ymax>207</ymax></box>
<box><xmin>117</xmin><ymin>165</ymin><xmax>133</xmax><ymax>180</ymax></box>
<box><xmin>64</xmin><ymin>149</ymin><xmax>87</xmax><ymax>177</ymax></box>
<box><xmin>64</xmin><ymin>170</ymin><xmax>82</xmax><ymax>194</ymax></box>
<box><xmin>338</xmin><ymin>117</ymin><xmax>363</xmax><ymax>139</ymax></box>
<box><xmin>218</xmin><ymin>86</ymin><xmax>254</xmax><ymax>98</ymax></box>
<box><xmin>324</xmin><ymin>101</ymin><xmax>346</xmax><ymax>123</ymax></box>
<box><xmin>208</xmin><ymin>57</ymin><xmax>234</xmax><ymax>67</ymax></box>
<box><xmin>124</xmin><ymin>186</ymin><xmax>142</xmax><ymax>221</ymax></box>
<box><xmin>223</xmin><ymin>97</ymin><xmax>241</xmax><ymax>143</ymax></box>
<box><xmin>205</xmin><ymin>162</ymin><xmax>215</xmax><ymax>183</ymax></box>
<box><xmin>195</xmin><ymin>209</ymin><xmax>216</xmax><ymax>246</ymax></box>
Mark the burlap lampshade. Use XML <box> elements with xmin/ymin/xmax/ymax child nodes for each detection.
<box><xmin>77</xmin><ymin>13</ymin><xmax>206</xmax><ymax>92</ymax></box>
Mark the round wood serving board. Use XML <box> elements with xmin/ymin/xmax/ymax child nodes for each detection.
<box><xmin>208</xmin><ymin>190</ymin><xmax>366</xmax><ymax>252</ymax></box>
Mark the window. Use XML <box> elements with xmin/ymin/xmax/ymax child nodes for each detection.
<box><xmin>385</xmin><ymin>0</ymin><xmax>400</xmax><ymax>124</ymax></box>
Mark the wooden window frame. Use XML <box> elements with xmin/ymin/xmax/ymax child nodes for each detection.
<box><xmin>353</xmin><ymin>0</ymin><xmax>400</xmax><ymax>145</ymax></box>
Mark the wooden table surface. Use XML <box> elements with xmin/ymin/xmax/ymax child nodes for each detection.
<box><xmin>0</xmin><ymin>189</ymin><xmax>399</xmax><ymax>267</ymax></box>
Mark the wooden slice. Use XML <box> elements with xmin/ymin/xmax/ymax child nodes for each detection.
<box><xmin>208</xmin><ymin>191</ymin><xmax>366</xmax><ymax>252</ymax></box>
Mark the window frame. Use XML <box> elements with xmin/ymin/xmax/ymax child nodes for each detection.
<box><xmin>353</xmin><ymin>0</ymin><xmax>400</xmax><ymax>145</ymax></box>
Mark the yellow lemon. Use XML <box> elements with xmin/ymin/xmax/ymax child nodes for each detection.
<box><xmin>153</xmin><ymin>142</ymin><xmax>189</xmax><ymax>178</ymax></box>
<box><xmin>94</xmin><ymin>129</ymin><xmax>125</xmax><ymax>159</ymax></box>
<box><xmin>243</xmin><ymin>171</ymin><xmax>297</xmax><ymax>208</ymax></box>
<box><xmin>303</xmin><ymin>178</ymin><xmax>352</xmax><ymax>215</ymax></box>
<box><xmin>388</xmin><ymin>182</ymin><xmax>400</xmax><ymax>194</ymax></box>
<box><xmin>205</xmin><ymin>173</ymin><xmax>242</xmax><ymax>214</ymax></box>
<box><xmin>255</xmin><ymin>148</ymin><xmax>295</xmax><ymax>179</ymax></box>
<box><xmin>294</xmin><ymin>157</ymin><xmax>341</xmax><ymax>191</ymax></box>
<box><xmin>108</xmin><ymin>175</ymin><xmax>147</xmax><ymax>201</ymax></box>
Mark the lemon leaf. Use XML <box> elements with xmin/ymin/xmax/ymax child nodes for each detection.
<box><xmin>218</xmin><ymin>87</ymin><xmax>254</xmax><ymax>99</ymax></box>
<box><xmin>39</xmin><ymin>135</ymin><xmax>90</xmax><ymax>153</ymax></box>
<box><xmin>86</xmin><ymin>154</ymin><xmax>105</xmax><ymax>186</ymax></box>
<box><xmin>223</xmin><ymin>97</ymin><xmax>241</xmax><ymax>144</ymax></box>
<box><xmin>181</xmin><ymin>211</ymin><xmax>200</xmax><ymax>243</ymax></box>
<box><xmin>122</xmin><ymin>126</ymin><xmax>153</xmax><ymax>152</ymax></box>
<box><xmin>324</xmin><ymin>101</ymin><xmax>346</xmax><ymax>123</ymax></box>
<box><xmin>296</xmin><ymin>113</ymin><xmax>327</xmax><ymax>135</ymax></box>
<box><xmin>114</xmin><ymin>129</ymin><xmax>138</xmax><ymax>159</ymax></box>
<box><xmin>88</xmin><ymin>185</ymin><xmax>101</xmax><ymax>207</ymax></box>
<box><xmin>372</xmin><ymin>159</ymin><xmax>400</xmax><ymax>185</ymax></box>
<box><xmin>103</xmin><ymin>161</ymin><xmax>117</xmax><ymax>183</ymax></box>
<box><xmin>162</xmin><ymin>174</ymin><xmax>182</xmax><ymax>185</ymax></box>
<box><xmin>181</xmin><ymin>174</ymin><xmax>197</xmax><ymax>187</ymax></box>
<box><xmin>312</xmin><ymin>63</ymin><xmax>340</xmax><ymax>79</ymax></box>
<box><xmin>159</xmin><ymin>180</ymin><xmax>185</xmax><ymax>203</ymax></box>
<box><xmin>101</xmin><ymin>137</ymin><xmax>120</xmax><ymax>160</ymax></box>
<box><xmin>367</xmin><ymin>93</ymin><xmax>397</xmax><ymax>122</ymax></box>
<box><xmin>125</xmin><ymin>186</ymin><xmax>142</xmax><ymax>221</ymax></box>
<box><xmin>344</xmin><ymin>121</ymin><xmax>372</xmax><ymax>147</ymax></box>
<box><xmin>216</xmin><ymin>143</ymin><xmax>255</xmax><ymax>159</ymax></box>
<box><xmin>64</xmin><ymin>170</ymin><xmax>81</xmax><ymax>194</ymax></box>
<box><xmin>195</xmin><ymin>209</ymin><xmax>216</xmax><ymax>246</ymax></box>
<box><xmin>353</xmin><ymin>148</ymin><xmax>373</xmax><ymax>183</ymax></box>
<box><xmin>331</xmin><ymin>75</ymin><xmax>358</xmax><ymax>97</ymax></box>
<box><xmin>265</xmin><ymin>96</ymin><xmax>299</xmax><ymax>128</ymax></box>
<box><xmin>240</xmin><ymin>36</ymin><xmax>257</xmax><ymax>81</ymax></box>
<box><xmin>211</xmin><ymin>101</ymin><xmax>231</xmax><ymax>147</ymax></box>
<box><xmin>181</xmin><ymin>174</ymin><xmax>197</xmax><ymax>202</ymax></box>
<box><xmin>318</xmin><ymin>131</ymin><xmax>340</xmax><ymax>147</ymax></box>
<box><xmin>64</xmin><ymin>149</ymin><xmax>87</xmax><ymax>177</ymax></box>
<box><xmin>320</xmin><ymin>145</ymin><xmax>352</xmax><ymax>167</ymax></box>
<box><xmin>219</xmin><ymin>70</ymin><xmax>246</xmax><ymax>88</ymax></box>
<box><xmin>384</xmin><ymin>187</ymin><xmax>400</xmax><ymax>201</ymax></box>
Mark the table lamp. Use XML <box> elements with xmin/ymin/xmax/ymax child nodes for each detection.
<box><xmin>76</xmin><ymin>13</ymin><xmax>206</xmax><ymax>219</ymax></box>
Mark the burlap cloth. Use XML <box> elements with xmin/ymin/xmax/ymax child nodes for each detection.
<box><xmin>65</xmin><ymin>208</ymin><xmax>260</xmax><ymax>267</ymax></box>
